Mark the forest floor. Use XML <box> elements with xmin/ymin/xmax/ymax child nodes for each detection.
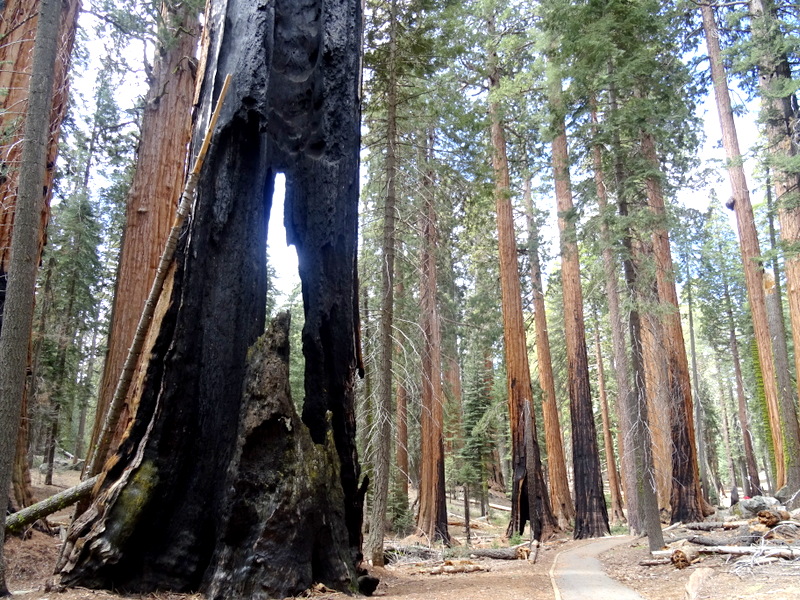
<box><xmin>4</xmin><ymin>470</ymin><xmax>800</xmax><ymax>599</ymax></box>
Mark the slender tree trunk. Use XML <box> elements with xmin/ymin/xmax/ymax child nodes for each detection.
<box><xmin>87</xmin><ymin>1</ymin><xmax>200</xmax><ymax>472</ymax></box>
<box><xmin>593</xmin><ymin>317</ymin><xmax>625</xmax><ymax>524</ymax></box>
<box><xmin>718</xmin><ymin>374</ymin><xmax>738</xmax><ymax>491</ymax></box>
<box><xmin>365</xmin><ymin>0</ymin><xmax>398</xmax><ymax>564</ymax></box>
<box><xmin>591</xmin><ymin>103</ymin><xmax>639</xmax><ymax>529</ymax></box>
<box><xmin>2</xmin><ymin>0</ymin><xmax>80</xmax><ymax>517</ymax></box>
<box><xmin>701</xmin><ymin>0</ymin><xmax>786</xmax><ymax>489</ymax></box>
<box><xmin>523</xmin><ymin>176</ymin><xmax>574</xmax><ymax>529</ymax></box>
<box><xmin>0</xmin><ymin>0</ymin><xmax>63</xmax><ymax>592</ymax></box>
<box><xmin>686</xmin><ymin>267</ymin><xmax>710</xmax><ymax>500</ymax></box>
<box><xmin>0</xmin><ymin>0</ymin><xmax>80</xmax><ymax>330</ymax></box>
<box><xmin>723</xmin><ymin>276</ymin><xmax>763</xmax><ymax>495</ymax></box>
<box><xmin>416</xmin><ymin>130</ymin><xmax>449</xmax><ymax>545</ymax></box>
<box><xmin>489</xmin><ymin>29</ymin><xmax>555</xmax><ymax>541</ymax></box>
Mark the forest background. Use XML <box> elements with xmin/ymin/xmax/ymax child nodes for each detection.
<box><xmin>1</xmin><ymin>0</ymin><xmax>800</xmax><ymax>587</ymax></box>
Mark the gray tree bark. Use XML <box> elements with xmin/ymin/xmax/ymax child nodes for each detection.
<box><xmin>0</xmin><ymin>0</ymin><xmax>63</xmax><ymax>594</ymax></box>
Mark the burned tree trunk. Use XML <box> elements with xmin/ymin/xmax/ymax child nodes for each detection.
<box><xmin>58</xmin><ymin>0</ymin><xmax>364</xmax><ymax>595</ymax></box>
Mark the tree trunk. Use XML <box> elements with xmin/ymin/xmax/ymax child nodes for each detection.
<box><xmin>0</xmin><ymin>0</ymin><xmax>79</xmax><ymax>331</ymax></box>
<box><xmin>701</xmin><ymin>0</ymin><xmax>786</xmax><ymax>489</ymax></box>
<box><xmin>723</xmin><ymin>275</ymin><xmax>762</xmax><ymax>496</ymax></box>
<box><xmin>642</xmin><ymin>310</ymin><xmax>673</xmax><ymax>512</ymax></box>
<box><xmin>87</xmin><ymin>1</ymin><xmax>200</xmax><ymax>471</ymax></box>
<box><xmin>416</xmin><ymin>129</ymin><xmax>449</xmax><ymax>545</ymax></box>
<box><xmin>1</xmin><ymin>0</ymin><xmax>80</xmax><ymax>520</ymax></box>
<box><xmin>640</xmin><ymin>131</ymin><xmax>706</xmax><ymax>524</ymax></box>
<box><xmin>550</xmin><ymin>68</ymin><xmax>609</xmax><ymax>539</ymax></box>
<box><xmin>718</xmin><ymin>375</ymin><xmax>738</xmax><ymax>490</ymax></box>
<box><xmin>591</xmin><ymin>103</ymin><xmax>638</xmax><ymax>530</ymax></box>
<box><xmin>57</xmin><ymin>1</ymin><xmax>365</xmax><ymax>594</ymax></box>
<box><xmin>365</xmin><ymin>0</ymin><xmax>398</xmax><ymax>564</ymax></box>
<box><xmin>749</xmin><ymin>0</ymin><xmax>800</xmax><ymax>494</ymax></box>
<box><xmin>593</xmin><ymin>318</ymin><xmax>626</xmax><ymax>524</ymax></box>
<box><xmin>523</xmin><ymin>176</ymin><xmax>574</xmax><ymax>530</ymax></box>
<box><xmin>620</xmin><ymin>212</ymin><xmax>665</xmax><ymax>551</ymax></box>
<box><xmin>489</xmin><ymin>27</ymin><xmax>555</xmax><ymax>541</ymax></box>
<box><xmin>686</xmin><ymin>266</ymin><xmax>710</xmax><ymax>500</ymax></box>
<box><xmin>396</xmin><ymin>381</ymin><xmax>409</xmax><ymax>498</ymax></box>
<box><xmin>0</xmin><ymin>0</ymin><xmax>63</xmax><ymax>593</ymax></box>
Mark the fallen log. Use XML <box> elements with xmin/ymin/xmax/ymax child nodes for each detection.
<box><xmin>5</xmin><ymin>475</ymin><xmax>99</xmax><ymax>535</ymax></box>
<box><xmin>428</xmin><ymin>560</ymin><xmax>487</xmax><ymax>575</ymax></box>
<box><xmin>687</xmin><ymin>532</ymin><xmax>760</xmax><ymax>547</ymax></box>
<box><xmin>671</xmin><ymin>547</ymin><xmax>700</xmax><ymax>569</ymax></box>
<box><xmin>639</xmin><ymin>558</ymin><xmax>671</xmax><ymax>566</ymax></box>
<box><xmin>654</xmin><ymin>545</ymin><xmax>800</xmax><ymax>560</ymax></box>
<box><xmin>700</xmin><ymin>545</ymin><xmax>800</xmax><ymax>559</ymax></box>
<box><xmin>757</xmin><ymin>510</ymin><xmax>790</xmax><ymax>528</ymax></box>
<box><xmin>468</xmin><ymin>547</ymin><xmax>529</xmax><ymax>560</ymax></box>
<box><xmin>683</xmin><ymin>521</ymin><xmax>743</xmax><ymax>531</ymax></box>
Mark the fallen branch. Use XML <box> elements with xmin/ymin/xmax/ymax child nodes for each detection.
<box><xmin>640</xmin><ymin>558</ymin><xmax>671</xmax><ymax>566</ymax></box>
<box><xmin>5</xmin><ymin>476</ymin><xmax>99</xmax><ymax>535</ymax></box>
<box><xmin>683</xmin><ymin>521</ymin><xmax>743</xmax><ymax>531</ymax></box>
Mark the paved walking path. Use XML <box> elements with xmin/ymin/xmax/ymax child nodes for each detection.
<box><xmin>552</xmin><ymin>536</ymin><xmax>645</xmax><ymax>600</ymax></box>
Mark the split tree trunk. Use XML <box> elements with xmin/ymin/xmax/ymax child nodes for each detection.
<box><xmin>488</xmin><ymin>30</ymin><xmax>555</xmax><ymax>540</ymax></box>
<box><xmin>523</xmin><ymin>177</ymin><xmax>575</xmax><ymax>530</ymax></box>
<box><xmin>57</xmin><ymin>1</ymin><xmax>365</xmax><ymax>595</ymax></box>
<box><xmin>550</xmin><ymin>68</ymin><xmax>609</xmax><ymax>539</ymax></box>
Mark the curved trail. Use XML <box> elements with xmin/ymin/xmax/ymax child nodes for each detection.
<box><xmin>551</xmin><ymin>536</ymin><xmax>645</xmax><ymax>600</ymax></box>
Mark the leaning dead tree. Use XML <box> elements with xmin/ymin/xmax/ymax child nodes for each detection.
<box><xmin>56</xmin><ymin>0</ymin><xmax>365</xmax><ymax>597</ymax></box>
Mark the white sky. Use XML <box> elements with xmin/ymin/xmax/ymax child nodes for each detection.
<box><xmin>267</xmin><ymin>174</ymin><xmax>300</xmax><ymax>305</ymax></box>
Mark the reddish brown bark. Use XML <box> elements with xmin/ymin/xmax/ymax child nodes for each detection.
<box><xmin>489</xmin><ymin>46</ymin><xmax>555</xmax><ymax>539</ymax></box>
<box><xmin>594</xmin><ymin>323</ymin><xmax>625</xmax><ymax>524</ymax></box>
<box><xmin>416</xmin><ymin>131</ymin><xmax>449</xmax><ymax>544</ymax></box>
<box><xmin>395</xmin><ymin>382</ymin><xmax>409</xmax><ymax>498</ymax></box>
<box><xmin>641</xmin><ymin>312</ymin><xmax>673</xmax><ymax>512</ymax></box>
<box><xmin>749</xmin><ymin>0</ymin><xmax>800</xmax><ymax>492</ymax></box>
<box><xmin>641</xmin><ymin>131</ymin><xmax>707</xmax><ymax>523</ymax></box>
<box><xmin>551</xmin><ymin>74</ymin><xmax>609</xmax><ymax>538</ymax></box>
<box><xmin>87</xmin><ymin>2</ymin><xmax>200</xmax><ymax>469</ymax></box>
<box><xmin>523</xmin><ymin>177</ymin><xmax>574</xmax><ymax>530</ymax></box>
<box><xmin>701</xmin><ymin>1</ymin><xmax>785</xmax><ymax>488</ymax></box>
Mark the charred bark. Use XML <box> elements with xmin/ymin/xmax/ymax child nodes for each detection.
<box><xmin>58</xmin><ymin>0</ymin><xmax>364</xmax><ymax>595</ymax></box>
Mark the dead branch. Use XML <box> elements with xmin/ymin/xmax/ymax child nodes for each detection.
<box><xmin>5</xmin><ymin>475</ymin><xmax>99</xmax><ymax>535</ymax></box>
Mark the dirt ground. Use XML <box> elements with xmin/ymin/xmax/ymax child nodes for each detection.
<box><xmin>5</xmin><ymin>473</ymin><xmax>800</xmax><ymax>599</ymax></box>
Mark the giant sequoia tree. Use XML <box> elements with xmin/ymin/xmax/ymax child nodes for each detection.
<box><xmin>57</xmin><ymin>1</ymin><xmax>366</xmax><ymax>596</ymax></box>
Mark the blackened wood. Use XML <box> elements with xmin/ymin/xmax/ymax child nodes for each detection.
<box><xmin>58</xmin><ymin>0</ymin><xmax>364</xmax><ymax>594</ymax></box>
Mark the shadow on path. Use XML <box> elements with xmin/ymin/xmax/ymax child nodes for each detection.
<box><xmin>552</xmin><ymin>536</ymin><xmax>645</xmax><ymax>600</ymax></box>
